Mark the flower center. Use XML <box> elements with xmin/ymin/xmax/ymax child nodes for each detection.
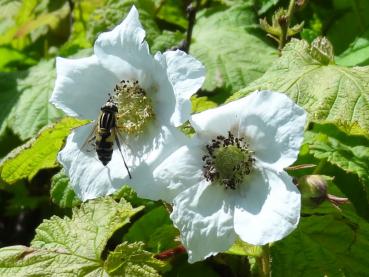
<box><xmin>203</xmin><ymin>132</ymin><xmax>254</xmax><ymax>190</ymax></box>
<box><xmin>113</xmin><ymin>80</ymin><xmax>155</xmax><ymax>135</ymax></box>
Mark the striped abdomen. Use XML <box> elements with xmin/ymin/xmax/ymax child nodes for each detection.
<box><xmin>96</xmin><ymin>102</ymin><xmax>117</xmax><ymax>166</ymax></box>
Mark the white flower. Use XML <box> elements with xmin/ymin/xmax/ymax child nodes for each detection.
<box><xmin>50</xmin><ymin>6</ymin><xmax>205</xmax><ymax>201</ymax></box>
<box><xmin>141</xmin><ymin>91</ymin><xmax>307</xmax><ymax>263</ymax></box>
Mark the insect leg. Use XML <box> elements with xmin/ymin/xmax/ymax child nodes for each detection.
<box><xmin>113</xmin><ymin>128</ymin><xmax>132</xmax><ymax>179</ymax></box>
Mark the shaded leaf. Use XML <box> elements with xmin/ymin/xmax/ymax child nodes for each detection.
<box><xmin>124</xmin><ymin>206</ymin><xmax>179</xmax><ymax>253</ymax></box>
<box><xmin>271</xmin><ymin>213</ymin><xmax>369</xmax><ymax>276</ymax></box>
<box><xmin>303</xmin><ymin>121</ymin><xmax>369</xmax><ymax>220</ymax></box>
<box><xmin>50</xmin><ymin>169</ymin><xmax>80</xmax><ymax>208</ymax></box>
<box><xmin>191</xmin><ymin>4</ymin><xmax>277</xmax><ymax>92</ymax></box>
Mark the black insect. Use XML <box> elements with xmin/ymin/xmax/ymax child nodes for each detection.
<box><xmin>94</xmin><ymin>97</ymin><xmax>132</xmax><ymax>178</ymax></box>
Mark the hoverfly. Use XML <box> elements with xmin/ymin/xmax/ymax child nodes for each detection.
<box><xmin>84</xmin><ymin>95</ymin><xmax>132</xmax><ymax>178</ymax></box>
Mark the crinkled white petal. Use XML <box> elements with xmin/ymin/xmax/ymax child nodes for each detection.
<box><xmin>134</xmin><ymin>143</ymin><xmax>204</xmax><ymax>202</ymax></box>
<box><xmin>191</xmin><ymin>91</ymin><xmax>306</xmax><ymax>170</ymax></box>
<box><xmin>58</xmin><ymin>123</ymin><xmax>130</xmax><ymax>201</ymax></box>
<box><xmin>171</xmin><ymin>181</ymin><xmax>238</xmax><ymax>263</ymax></box>
<box><xmin>59</xmin><ymin>122</ymin><xmax>188</xmax><ymax>201</ymax></box>
<box><xmin>50</xmin><ymin>55</ymin><xmax>118</xmax><ymax>119</ymax></box>
<box><xmin>162</xmin><ymin>50</ymin><xmax>205</xmax><ymax>126</ymax></box>
<box><xmin>94</xmin><ymin>6</ymin><xmax>151</xmax><ymax>70</ymax></box>
<box><xmin>190</xmin><ymin>95</ymin><xmax>250</xmax><ymax>139</ymax></box>
<box><xmin>233</xmin><ymin>168</ymin><xmax>301</xmax><ymax>245</ymax></box>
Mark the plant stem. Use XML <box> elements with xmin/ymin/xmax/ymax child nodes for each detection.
<box><xmin>258</xmin><ymin>244</ymin><xmax>270</xmax><ymax>277</ymax></box>
<box><xmin>278</xmin><ymin>0</ymin><xmax>296</xmax><ymax>54</ymax></box>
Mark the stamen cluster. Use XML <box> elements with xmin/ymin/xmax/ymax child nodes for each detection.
<box><xmin>113</xmin><ymin>80</ymin><xmax>155</xmax><ymax>135</ymax></box>
<box><xmin>202</xmin><ymin>131</ymin><xmax>254</xmax><ymax>190</ymax></box>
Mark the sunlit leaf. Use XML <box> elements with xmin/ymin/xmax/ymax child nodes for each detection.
<box><xmin>232</xmin><ymin>39</ymin><xmax>369</xmax><ymax>132</ymax></box>
<box><xmin>50</xmin><ymin>169</ymin><xmax>80</xmax><ymax>208</ymax></box>
<box><xmin>0</xmin><ymin>117</ymin><xmax>86</xmax><ymax>185</ymax></box>
<box><xmin>0</xmin><ymin>198</ymin><xmax>144</xmax><ymax>276</ymax></box>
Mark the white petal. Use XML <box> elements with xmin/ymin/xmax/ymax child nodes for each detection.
<box><xmin>134</xmin><ymin>143</ymin><xmax>204</xmax><ymax>202</ymax></box>
<box><xmin>171</xmin><ymin>181</ymin><xmax>238</xmax><ymax>263</ymax></box>
<box><xmin>162</xmin><ymin>50</ymin><xmax>205</xmax><ymax>126</ymax></box>
<box><xmin>93</xmin><ymin>6</ymin><xmax>152</xmax><ymax>78</ymax></box>
<box><xmin>58</xmin><ymin>123</ymin><xmax>131</xmax><ymax>201</ymax></box>
<box><xmin>237</xmin><ymin>90</ymin><xmax>306</xmax><ymax>171</ymax></box>
<box><xmin>190</xmin><ymin>95</ymin><xmax>251</xmax><ymax>139</ymax></box>
<box><xmin>60</xmin><ymin>123</ymin><xmax>189</xmax><ymax>201</ymax></box>
<box><xmin>191</xmin><ymin>91</ymin><xmax>306</xmax><ymax>170</ymax></box>
<box><xmin>50</xmin><ymin>55</ymin><xmax>118</xmax><ymax>119</ymax></box>
<box><xmin>233</xmin><ymin>169</ymin><xmax>301</xmax><ymax>245</ymax></box>
<box><xmin>115</xmin><ymin>124</ymin><xmax>190</xmax><ymax>200</ymax></box>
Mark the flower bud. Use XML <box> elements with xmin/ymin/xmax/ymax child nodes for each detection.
<box><xmin>297</xmin><ymin>175</ymin><xmax>328</xmax><ymax>207</ymax></box>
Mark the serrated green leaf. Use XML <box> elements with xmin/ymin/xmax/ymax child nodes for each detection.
<box><xmin>271</xmin><ymin>213</ymin><xmax>369</xmax><ymax>276</ymax></box>
<box><xmin>125</xmin><ymin>206</ymin><xmax>179</xmax><ymax>253</ymax></box>
<box><xmin>191</xmin><ymin>4</ymin><xmax>277</xmax><ymax>92</ymax></box>
<box><xmin>0</xmin><ymin>117</ymin><xmax>86</xmax><ymax>185</ymax></box>
<box><xmin>303</xmin><ymin>121</ymin><xmax>369</xmax><ymax>219</ymax></box>
<box><xmin>50</xmin><ymin>169</ymin><xmax>80</xmax><ymax>208</ymax></box>
<box><xmin>105</xmin><ymin>242</ymin><xmax>168</xmax><ymax>277</ymax></box>
<box><xmin>0</xmin><ymin>198</ymin><xmax>144</xmax><ymax>276</ymax></box>
<box><xmin>7</xmin><ymin>60</ymin><xmax>64</xmax><ymax>140</ymax></box>
<box><xmin>232</xmin><ymin>39</ymin><xmax>369</xmax><ymax>132</ymax></box>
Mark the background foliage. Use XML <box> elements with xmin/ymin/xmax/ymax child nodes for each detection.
<box><xmin>1</xmin><ymin>0</ymin><xmax>369</xmax><ymax>276</ymax></box>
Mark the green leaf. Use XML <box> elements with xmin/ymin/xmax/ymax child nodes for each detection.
<box><xmin>124</xmin><ymin>206</ymin><xmax>179</xmax><ymax>253</ymax></box>
<box><xmin>156</xmin><ymin>0</ymin><xmax>187</xmax><ymax>28</ymax></box>
<box><xmin>151</xmin><ymin>30</ymin><xmax>184</xmax><ymax>53</ymax></box>
<box><xmin>4</xmin><ymin>60</ymin><xmax>64</xmax><ymax>140</ymax></box>
<box><xmin>232</xmin><ymin>39</ymin><xmax>369</xmax><ymax>132</ymax></box>
<box><xmin>0</xmin><ymin>198</ymin><xmax>144</xmax><ymax>276</ymax></box>
<box><xmin>336</xmin><ymin>30</ymin><xmax>369</xmax><ymax>66</ymax></box>
<box><xmin>191</xmin><ymin>95</ymin><xmax>218</xmax><ymax>113</ymax></box>
<box><xmin>303</xmin><ymin>121</ymin><xmax>369</xmax><ymax>219</ymax></box>
<box><xmin>191</xmin><ymin>4</ymin><xmax>277</xmax><ymax>93</ymax></box>
<box><xmin>50</xmin><ymin>169</ymin><xmax>80</xmax><ymax>208</ymax></box>
<box><xmin>226</xmin><ymin>239</ymin><xmax>262</xmax><ymax>257</ymax></box>
<box><xmin>271</xmin><ymin>213</ymin><xmax>369</xmax><ymax>276</ymax></box>
<box><xmin>105</xmin><ymin>242</ymin><xmax>168</xmax><ymax>276</ymax></box>
<box><xmin>0</xmin><ymin>117</ymin><xmax>86</xmax><ymax>185</ymax></box>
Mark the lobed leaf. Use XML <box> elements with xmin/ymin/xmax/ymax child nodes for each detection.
<box><xmin>0</xmin><ymin>117</ymin><xmax>86</xmax><ymax>185</ymax></box>
<box><xmin>232</xmin><ymin>39</ymin><xmax>369</xmax><ymax>132</ymax></box>
<box><xmin>50</xmin><ymin>169</ymin><xmax>80</xmax><ymax>208</ymax></box>
<box><xmin>0</xmin><ymin>198</ymin><xmax>144</xmax><ymax>276</ymax></box>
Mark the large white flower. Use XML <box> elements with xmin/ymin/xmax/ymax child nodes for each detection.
<box><xmin>140</xmin><ymin>91</ymin><xmax>307</xmax><ymax>263</ymax></box>
<box><xmin>50</xmin><ymin>6</ymin><xmax>205</xmax><ymax>201</ymax></box>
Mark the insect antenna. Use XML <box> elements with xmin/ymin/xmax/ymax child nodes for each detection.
<box><xmin>113</xmin><ymin>129</ymin><xmax>132</xmax><ymax>179</ymax></box>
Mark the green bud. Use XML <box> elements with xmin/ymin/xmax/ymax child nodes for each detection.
<box><xmin>297</xmin><ymin>175</ymin><xmax>329</xmax><ymax>207</ymax></box>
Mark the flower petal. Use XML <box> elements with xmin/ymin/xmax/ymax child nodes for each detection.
<box><xmin>162</xmin><ymin>50</ymin><xmax>205</xmax><ymax>126</ymax></box>
<box><xmin>134</xmin><ymin>143</ymin><xmax>204</xmax><ymax>202</ymax></box>
<box><xmin>171</xmin><ymin>181</ymin><xmax>238</xmax><ymax>263</ymax></box>
<box><xmin>93</xmin><ymin>6</ymin><xmax>152</xmax><ymax>77</ymax></box>
<box><xmin>58</xmin><ymin>123</ymin><xmax>131</xmax><ymax>201</ymax></box>
<box><xmin>233</xmin><ymin>169</ymin><xmax>301</xmax><ymax>245</ymax></box>
<box><xmin>237</xmin><ymin>90</ymin><xmax>307</xmax><ymax>171</ymax></box>
<box><xmin>190</xmin><ymin>95</ymin><xmax>249</xmax><ymax>139</ymax></box>
<box><xmin>50</xmin><ymin>55</ymin><xmax>118</xmax><ymax>119</ymax></box>
<box><xmin>191</xmin><ymin>91</ymin><xmax>306</xmax><ymax>170</ymax></box>
<box><xmin>60</xmin><ymin>121</ymin><xmax>189</xmax><ymax>201</ymax></box>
